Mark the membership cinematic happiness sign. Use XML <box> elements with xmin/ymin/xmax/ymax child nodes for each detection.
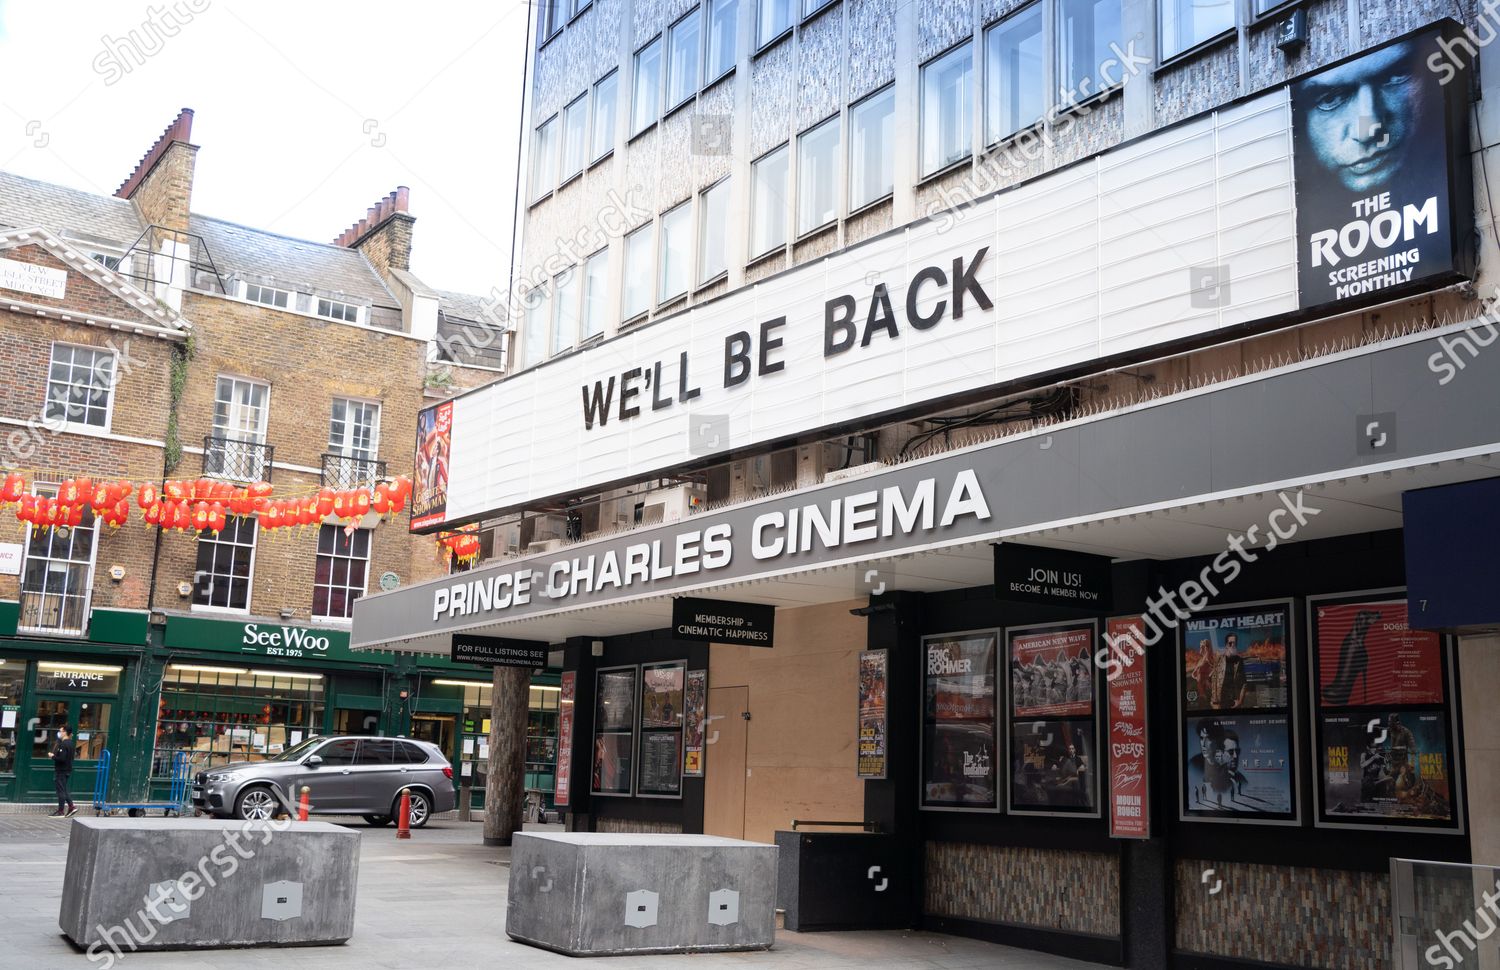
<box><xmin>671</xmin><ymin>597</ymin><xmax>775</xmax><ymax>646</ymax></box>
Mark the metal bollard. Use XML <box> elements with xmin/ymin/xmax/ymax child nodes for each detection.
<box><xmin>396</xmin><ymin>787</ymin><xmax>412</xmax><ymax>840</ymax></box>
<box><xmin>298</xmin><ymin>786</ymin><xmax>310</xmax><ymax>822</ymax></box>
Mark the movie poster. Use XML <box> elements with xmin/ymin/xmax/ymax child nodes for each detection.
<box><xmin>591</xmin><ymin>732</ymin><xmax>633</xmax><ymax>795</ymax></box>
<box><xmin>857</xmin><ymin>649</ymin><xmax>888</xmax><ymax>779</ymax></box>
<box><xmin>1010</xmin><ymin>718</ymin><xmax>1096</xmax><ymax>813</ymax></box>
<box><xmin>922</xmin><ymin>632</ymin><xmax>999</xmax><ymax>810</ymax></box>
<box><xmin>592</xmin><ymin>667</ymin><xmax>636</xmax><ymax>796</ymax></box>
<box><xmin>411</xmin><ymin>400</ymin><xmax>452</xmax><ymax>530</ymax></box>
<box><xmin>1181</xmin><ymin>606</ymin><xmax>1289</xmax><ymax>712</ymax></box>
<box><xmin>1106</xmin><ymin>616</ymin><xmax>1149</xmax><ymax>839</ymax></box>
<box><xmin>641</xmin><ymin>663</ymin><xmax>684</xmax><ymax>728</ymax></box>
<box><xmin>595</xmin><ymin>668</ymin><xmax>637</xmax><ymax>731</ymax></box>
<box><xmin>1009</xmin><ymin>624</ymin><xmax>1095</xmax><ymax>719</ymax></box>
<box><xmin>554</xmin><ymin>672</ymin><xmax>575</xmax><ymax>806</ymax></box>
<box><xmin>1320</xmin><ymin>711</ymin><xmax>1454</xmax><ymax>825</ymax></box>
<box><xmin>1183</xmin><ymin>714</ymin><xmax>1294</xmax><ymax>819</ymax></box>
<box><xmin>1313</xmin><ymin>598</ymin><xmax>1444</xmax><ymax>707</ymax></box>
<box><xmin>682</xmin><ymin>669</ymin><xmax>707</xmax><ymax>777</ymax></box>
<box><xmin>1292</xmin><ymin>27</ymin><xmax>1464</xmax><ymax>310</ymax></box>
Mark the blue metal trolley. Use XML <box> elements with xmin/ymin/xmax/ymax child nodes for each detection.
<box><xmin>90</xmin><ymin>749</ymin><xmax>192</xmax><ymax>817</ymax></box>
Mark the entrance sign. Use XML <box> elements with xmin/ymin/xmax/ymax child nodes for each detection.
<box><xmin>995</xmin><ymin>543</ymin><xmax>1112</xmax><ymax>610</ymax></box>
<box><xmin>450</xmin><ymin>634</ymin><xmax>548</xmax><ymax>668</ymax></box>
<box><xmin>671</xmin><ymin>597</ymin><xmax>775</xmax><ymax>646</ymax></box>
<box><xmin>1107</xmin><ymin>616</ymin><xmax>1150</xmax><ymax>839</ymax></box>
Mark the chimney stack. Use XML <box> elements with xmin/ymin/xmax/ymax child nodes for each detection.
<box><xmin>116</xmin><ymin>108</ymin><xmax>197</xmax><ymax>233</ymax></box>
<box><xmin>333</xmin><ymin>186</ymin><xmax>414</xmax><ymax>288</ymax></box>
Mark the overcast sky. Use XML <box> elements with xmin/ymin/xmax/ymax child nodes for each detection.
<box><xmin>0</xmin><ymin>0</ymin><xmax>528</xmax><ymax>297</ymax></box>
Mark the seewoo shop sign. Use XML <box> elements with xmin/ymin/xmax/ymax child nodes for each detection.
<box><xmin>163</xmin><ymin>615</ymin><xmax>372</xmax><ymax>664</ymax></box>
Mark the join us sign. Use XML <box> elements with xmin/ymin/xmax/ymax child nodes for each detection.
<box><xmin>994</xmin><ymin>543</ymin><xmax>1113</xmax><ymax>611</ymax></box>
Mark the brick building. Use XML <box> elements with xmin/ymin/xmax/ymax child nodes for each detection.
<box><xmin>0</xmin><ymin>109</ymin><xmax>545</xmax><ymax>812</ymax></box>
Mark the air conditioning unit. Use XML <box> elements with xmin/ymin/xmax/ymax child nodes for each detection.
<box><xmin>526</xmin><ymin>538</ymin><xmax>564</xmax><ymax>555</ymax></box>
<box><xmin>639</xmin><ymin>483</ymin><xmax>706</xmax><ymax>525</ymax></box>
<box><xmin>824</xmin><ymin>461</ymin><xmax>885</xmax><ymax>484</ymax></box>
<box><xmin>530</xmin><ymin>514</ymin><xmax>567</xmax><ymax>543</ymax></box>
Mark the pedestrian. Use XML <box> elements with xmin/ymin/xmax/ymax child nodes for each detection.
<box><xmin>50</xmin><ymin>725</ymin><xmax>77</xmax><ymax>818</ymax></box>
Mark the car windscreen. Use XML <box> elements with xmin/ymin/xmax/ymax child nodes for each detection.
<box><xmin>268</xmin><ymin>736</ymin><xmax>323</xmax><ymax>762</ymax></box>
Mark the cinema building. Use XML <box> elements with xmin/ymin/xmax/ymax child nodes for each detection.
<box><xmin>353</xmin><ymin>4</ymin><xmax>1500</xmax><ymax>967</ymax></box>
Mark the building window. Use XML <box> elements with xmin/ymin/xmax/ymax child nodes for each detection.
<box><xmin>667</xmin><ymin>10</ymin><xmax>702</xmax><ymax>109</ymax></box>
<box><xmin>750</xmin><ymin>144</ymin><xmax>789</xmax><ymax>257</ymax></box>
<box><xmin>552</xmin><ymin>266</ymin><xmax>580</xmax><ymax>355</ymax></box>
<box><xmin>315</xmin><ymin>297</ymin><xmax>360</xmax><ymax>323</ymax></box>
<box><xmin>581</xmin><ymin>248</ymin><xmax>609</xmax><ymax>340</ymax></box>
<box><xmin>193</xmin><ymin>514</ymin><xmax>257</xmax><ymax>613</ymax></box>
<box><xmin>849</xmin><ymin>85</ymin><xmax>895</xmax><ymax>210</ymax></box>
<box><xmin>986</xmin><ymin>4</ymin><xmax>1045</xmax><ymax>144</ymax></box>
<box><xmin>921</xmin><ymin>43</ymin><xmax>974</xmax><ymax>177</ymax></box>
<box><xmin>18</xmin><ymin>485</ymin><xmax>97</xmax><ymax>635</ymax></box>
<box><xmin>708</xmin><ymin>0</ymin><xmax>737</xmax><ymax>80</ymax></box>
<box><xmin>540</xmin><ymin>0</ymin><xmax>567</xmax><ymax>40</ymax></box>
<box><xmin>209</xmin><ymin>376</ymin><xmax>270</xmax><ymax>480</ymax></box>
<box><xmin>562</xmin><ymin>94</ymin><xmax>588</xmax><ymax>180</ymax></box>
<box><xmin>632</xmin><ymin>37</ymin><xmax>663</xmax><ymax>134</ymax></box>
<box><xmin>523</xmin><ymin>282</ymin><xmax>551</xmax><ymax>369</ymax></box>
<box><xmin>329</xmin><ymin>398</ymin><xmax>380</xmax><ymax>460</ymax></box>
<box><xmin>804</xmin><ymin>0</ymin><xmax>834</xmax><ymax>17</ymax></box>
<box><xmin>1058</xmin><ymin>0</ymin><xmax>1122</xmax><ymax>102</ymax></box>
<box><xmin>313</xmin><ymin>525</ymin><xmax>370</xmax><ymax>620</ymax></box>
<box><xmin>1160</xmin><ymin>0</ymin><xmax>1233</xmax><ymax>60</ymax></box>
<box><xmin>89</xmin><ymin>252</ymin><xmax>121</xmax><ymax>270</ymax></box>
<box><xmin>44</xmin><ymin>343</ymin><xmax>114</xmax><ymax>430</ymax></box>
<box><xmin>531</xmin><ymin>115</ymin><xmax>560</xmax><ymax>200</ymax></box>
<box><xmin>698</xmin><ymin>179</ymin><xmax>730</xmax><ymax>284</ymax></box>
<box><xmin>658</xmin><ymin>203</ymin><xmax>692</xmax><ymax>304</ymax></box>
<box><xmin>797</xmin><ymin>116</ymin><xmax>839</xmax><ymax>235</ymax></box>
<box><xmin>621</xmin><ymin>223</ymin><xmax>655</xmax><ymax>320</ymax></box>
<box><xmin>243</xmin><ymin>283</ymin><xmax>290</xmax><ymax>308</ymax></box>
<box><xmin>758</xmin><ymin>0</ymin><xmax>791</xmax><ymax>46</ymax></box>
<box><xmin>592</xmin><ymin>71</ymin><xmax>618</xmax><ymax>160</ymax></box>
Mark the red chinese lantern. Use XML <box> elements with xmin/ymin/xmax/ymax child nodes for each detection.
<box><xmin>144</xmin><ymin>503</ymin><xmax>162</xmax><ymax>527</ymax></box>
<box><xmin>371</xmin><ymin>483</ymin><xmax>391</xmax><ymax>515</ymax></box>
<box><xmin>248</xmin><ymin>480</ymin><xmax>273</xmax><ymax>513</ymax></box>
<box><xmin>1</xmin><ymin>472</ymin><xmax>25</xmax><ymax>504</ymax></box>
<box><xmin>138</xmin><ymin>482</ymin><xmax>158</xmax><ymax>508</ymax></box>
<box><xmin>207</xmin><ymin>505</ymin><xmax>226</xmax><ymax>534</ymax></box>
<box><xmin>59</xmin><ymin>479</ymin><xmax>79</xmax><ymax>505</ymax></box>
<box><xmin>211</xmin><ymin>480</ymin><xmax>233</xmax><ymax>502</ymax></box>
<box><xmin>65</xmin><ymin>504</ymin><xmax>83</xmax><ymax>528</ymax></box>
<box><xmin>315</xmin><ymin>487</ymin><xmax>335</xmax><ymax>517</ymax></box>
<box><xmin>190</xmin><ymin>502</ymin><xmax>209</xmax><ymax>532</ymax></box>
<box><xmin>164</xmin><ymin>480</ymin><xmax>187</xmax><ymax>501</ymax></box>
<box><xmin>298</xmin><ymin>504</ymin><xmax>316</xmax><ymax>527</ymax></box>
<box><xmin>16</xmin><ymin>495</ymin><xmax>34</xmax><ymax>523</ymax></box>
<box><xmin>393</xmin><ymin>475</ymin><xmax>412</xmax><ymax>499</ymax></box>
<box><xmin>352</xmin><ymin>489</ymin><xmax>371</xmax><ymax>518</ymax></box>
<box><xmin>112</xmin><ymin>499</ymin><xmax>130</xmax><ymax>526</ymax></box>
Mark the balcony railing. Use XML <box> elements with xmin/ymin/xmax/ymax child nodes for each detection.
<box><xmin>321</xmin><ymin>453</ymin><xmax>386</xmax><ymax>490</ymax></box>
<box><xmin>203</xmin><ymin>435</ymin><xmax>274</xmax><ymax>482</ymax></box>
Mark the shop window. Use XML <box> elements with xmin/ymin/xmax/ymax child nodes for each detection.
<box><xmin>552</xmin><ymin>266</ymin><xmax>580</xmax><ymax>355</ymax></box>
<box><xmin>591</xmin><ymin>71</ymin><xmax>618</xmax><ymax>161</ymax></box>
<box><xmin>522</xmin><ymin>280</ymin><xmax>550</xmax><ymax>368</ymax></box>
<box><xmin>315</xmin><ymin>297</ymin><xmax>360</xmax><ymax>323</ymax></box>
<box><xmin>0</xmin><ymin>661</ymin><xmax>21</xmax><ymax>773</ymax></box>
<box><xmin>193</xmin><ymin>514</ymin><xmax>257</xmax><ymax>613</ymax></box>
<box><xmin>1006</xmin><ymin>621</ymin><xmax>1100</xmax><ymax>816</ymax></box>
<box><xmin>848</xmin><ymin>85</ymin><xmax>895</xmax><ymax>210</ymax></box>
<box><xmin>698</xmin><ymin>178</ymin><xmax>730</xmax><ymax>284</ymax></box>
<box><xmin>313</xmin><ymin>524</ymin><xmax>370</xmax><ymax>620</ymax></box>
<box><xmin>580</xmin><ymin>247</ymin><xmax>609</xmax><ymax>340</ymax></box>
<box><xmin>658</xmin><ymin>202</ymin><xmax>692</xmax><ymax>304</ymax></box>
<box><xmin>797</xmin><ymin>115</ymin><xmax>839</xmax><ymax>235</ymax></box>
<box><xmin>921</xmin><ymin>43</ymin><xmax>973</xmax><ymax>177</ymax></box>
<box><xmin>531</xmin><ymin>114</ymin><xmax>560</xmax><ymax>201</ymax></box>
<box><xmin>1161</xmin><ymin>0</ymin><xmax>1234</xmax><ymax>59</ymax></box>
<box><xmin>1058</xmin><ymin>0</ymin><xmax>1122</xmax><ymax>103</ymax></box>
<box><xmin>561</xmin><ymin>93</ymin><xmax>588</xmax><ymax>180</ymax></box>
<box><xmin>19</xmin><ymin>485</ymin><xmax>98</xmax><ymax>636</ymax></box>
<box><xmin>750</xmin><ymin>143</ymin><xmax>789</xmax><ymax>257</ymax></box>
<box><xmin>632</xmin><ymin>37</ymin><xmax>663</xmax><ymax>135</ymax></box>
<box><xmin>208</xmin><ymin>375</ymin><xmax>270</xmax><ymax>481</ymax></box>
<box><xmin>154</xmin><ymin>664</ymin><xmax>325</xmax><ymax>776</ymax></box>
<box><xmin>757</xmin><ymin>0</ymin><xmax>791</xmax><ymax>46</ymax></box>
<box><xmin>44</xmin><ymin>342</ymin><xmax>115</xmax><ymax>430</ymax></box>
<box><xmin>667</xmin><ymin>9</ymin><xmax>701</xmax><ymax>110</ymax></box>
<box><xmin>707</xmin><ymin>0</ymin><xmax>737</xmax><ymax>81</ymax></box>
<box><xmin>985</xmin><ymin>3</ymin><xmax>1045</xmax><ymax>145</ymax></box>
<box><xmin>621</xmin><ymin>223</ymin><xmax>655</xmax><ymax>320</ymax></box>
<box><xmin>243</xmin><ymin>282</ymin><xmax>290</xmax><ymax>308</ymax></box>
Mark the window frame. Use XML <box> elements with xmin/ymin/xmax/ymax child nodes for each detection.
<box><xmin>561</xmin><ymin>92</ymin><xmax>589</xmax><ymax>183</ymax></box>
<box><xmin>847</xmin><ymin>83</ymin><xmax>896</xmax><ymax>214</ymax></box>
<box><xmin>658</xmin><ymin>201</ymin><xmax>693</xmax><ymax>306</ymax></box>
<box><xmin>749</xmin><ymin>142</ymin><xmax>791</xmax><ymax>260</ymax></box>
<box><xmin>522</xmin><ymin>280</ymin><xmax>552</xmax><ymax>369</ymax></box>
<box><xmin>696</xmin><ymin>177</ymin><xmax>731</xmax><ymax>287</ymax></box>
<box><xmin>706</xmin><ymin>0</ymin><xmax>739</xmax><ymax>83</ymax></box>
<box><xmin>43</xmin><ymin>341</ymin><xmax>117</xmax><ymax>433</ymax></box>
<box><xmin>242</xmin><ymin>282</ymin><xmax>291</xmax><ymax>309</ymax></box>
<box><xmin>328</xmin><ymin>396</ymin><xmax>382</xmax><ymax>461</ymax></box>
<box><xmin>314</xmin><ymin>296</ymin><xmax>362</xmax><ymax>324</ymax></box>
<box><xmin>17</xmin><ymin>481</ymin><xmax>100</xmax><ymax>637</ymax></box>
<box><xmin>1055</xmin><ymin>0</ymin><xmax>1125</xmax><ymax>107</ymax></box>
<box><xmin>580</xmin><ymin>246</ymin><xmax>610</xmax><ymax>341</ymax></box>
<box><xmin>552</xmin><ymin>265</ymin><xmax>581</xmax><ymax>356</ymax></box>
<box><xmin>919</xmin><ymin>40</ymin><xmax>976</xmax><ymax>180</ymax></box>
<box><xmin>1158</xmin><ymin>0</ymin><xmax>1236</xmax><ymax>64</ymax></box>
<box><xmin>191</xmin><ymin>514</ymin><xmax>259</xmax><ymax>616</ymax></box>
<box><xmin>983</xmin><ymin>1</ymin><xmax>1047</xmax><ymax>149</ymax></box>
<box><xmin>620</xmin><ymin>222</ymin><xmax>657</xmax><ymax>323</ymax></box>
<box><xmin>531</xmin><ymin>113</ymin><xmax>562</xmax><ymax>202</ymax></box>
<box><xmin>631</xmin><ymin>36</ymin><xmax>665</xmax><ymax>137</ymax></box>
<box><xmin>312</xmin><ymin>524</ymin><xmax>372</xmax><ymax>621</ymax></box>
<box><xmin>666</xmin><ymin>8</ymin><xmax>703</xmax><ymax>113</ymax></box>
<box><xmin>212</xmin><ymin>374</ymin><xmax>271</xmax><ymax>444</ymax></box>
<box><xmin>796</xmin><ymin>113</ymin><xmax>841</xmax><ymax>238</ymax></box>
<box><xmin>802</xmin><ymin>0</ymin><xmax>836</xmax><ymax>21</ymax></box>
<box><xmin>756</xmin><ymin>0</ymin><xmax>793</xmax><ymax>50</ymax></box>
<box><xmin>591</xmin><ymin>70</ymin><xmax>619</xmax><ymax>164</ymax></box>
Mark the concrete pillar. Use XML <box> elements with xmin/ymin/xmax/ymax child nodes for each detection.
<box><xmin>1458</xmin><ymin>634</ymin><xmax>1500</xmax><ymax>866</ymax></box>
<box><xmin>483</xmin><ymin>664</ymin><xmax>533</xmax><ymax>846</ymax></box>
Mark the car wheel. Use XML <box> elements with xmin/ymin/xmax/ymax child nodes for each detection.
<box><xmin>396</xmin><ymin>790</ymin><xmax>432</xmax><ymax>828</ymax></box>
<box><xmin>234</xmin><ymin>786</ymin><xmax>278</xmax><ymax>822</ymax></box>
<box><xmin>363</xmin><ymin>815</ymin><xmax>391</xmax><ymax>827</ymax></box>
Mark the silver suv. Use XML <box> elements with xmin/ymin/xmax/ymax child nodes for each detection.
<box><xmin>192</xmin><ymin>735</ymin><xmax>457</xmax><ymax>827</ymax></box>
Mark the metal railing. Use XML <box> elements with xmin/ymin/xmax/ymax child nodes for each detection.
<box><xmin>1391</xmin><ymin>857</ymin><xmax>1500</xmax><ymax>968</ymax></box>
<box><xmin>203</xmin><ymin>435</ymin><xmax>274</xmax><ymax>482</ymax></box>
<box><xmin>321</xmin><ymin>453</ymin><xmax>386</xmax><ymax>490</ymax></box>
<box><xmin>117</xmin><ymin>225</ymin><xmax>230</xmax><ymax>294</ymax></box>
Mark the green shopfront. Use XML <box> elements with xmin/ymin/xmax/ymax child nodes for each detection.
<box><xmin>0</xmin><ymin>601</ymin><xmax>557</xmax><ymax>807</ymax></box>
